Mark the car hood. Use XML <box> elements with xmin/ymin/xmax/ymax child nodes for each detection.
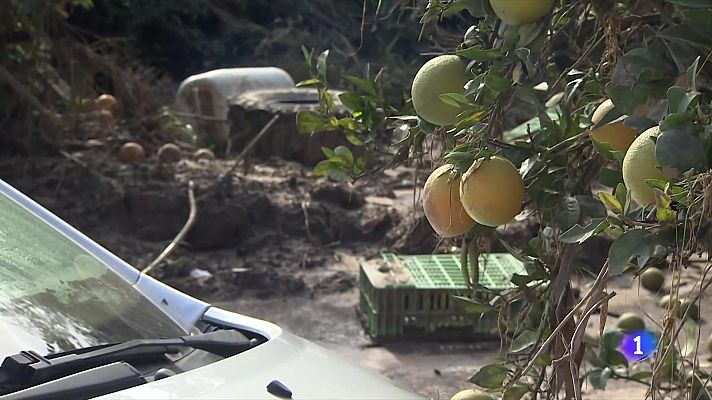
<box><xmin>93</xmin><ymin>329</ymin><xmax>425</xmax><ymax>400</ymax></box>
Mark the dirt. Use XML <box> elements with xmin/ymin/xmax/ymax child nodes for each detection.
<box><xmin>3</xmin><ymin>148</ymin><xmax>711</xmax><ymax>399</ymax></box>
<box><xmin>2</xmin><ymin>151</ymin><xmax>417</xmax><ymax>299</ymax></box>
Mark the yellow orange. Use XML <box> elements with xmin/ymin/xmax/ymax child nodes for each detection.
<box><xmin>622</xmin><ymin>126</ymin><xmax>668</xmax><ymax>206</ymax></box>
<box><xmin>422</xmin><ymin>164</ymin><xmax>476</xmax><ymax>238</ymax></box>
<box><xmin>411</xmin><ymin>55</ymin><xmax>470</xmax><ymax>126</ymax></box>
<box><xmin>490</xmin><ymin>0</ymin><xmax>554</xmax><ymax>25</ymax></box>
<box><xmin>590</xmin><ymin>99</ymin><xmax>636</xmax><ymax>152</ymax></box>
<box><xmin>459</xmin><ymin>156</ymin><xmax>524</xmax><ymax>227</ymax></box>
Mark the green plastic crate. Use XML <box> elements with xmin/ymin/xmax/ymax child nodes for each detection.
<box><xmin>358</xmin><ymin>252</ymin><xmax>526</xmax><ymax>340</ymax></box>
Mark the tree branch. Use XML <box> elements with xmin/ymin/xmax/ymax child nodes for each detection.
<box><xmin>141</xmin><ymin>180</ymin><xmax>197</xmax><ymax>275</ymax></box>
<box><xmin>0</xmin><ymin>64</ymin><xmax>52</xmax><ymax>116</ymax></box>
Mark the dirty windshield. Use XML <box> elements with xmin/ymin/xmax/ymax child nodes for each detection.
<box><xmin>0</xmin><ymin>191</ymin><xmax>186</xmax><ymax>357</ymax></box>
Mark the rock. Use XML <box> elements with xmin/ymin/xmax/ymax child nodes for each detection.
<box><xmin>190</xmin><ymin>268</ymin><xmax>213</xmax><ymax>280</ymax></box>
<box><xmin>192</xmin><ymin>148</ymin><xmax>215</xmax><ymax>161</ymax></box>
<box><xmin>312</xmin><ymin>271</ymin><xmax>357</xmax><ymax>294</ymax></box>
<box><xmin>309</xmin><ymin>180</ymin><xmax>365</xmax><ymax>209</ymax></box>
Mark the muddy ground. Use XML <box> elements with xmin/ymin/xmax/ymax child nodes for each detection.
<box><xmin>3</xmin><ymin>149</ymin><xmax>712</xmax><ymax>399</ymax></box>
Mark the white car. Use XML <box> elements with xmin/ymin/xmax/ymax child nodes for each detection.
<box><xmin>0</xmin><ymin>178</ymin><xmax>424</xmax><ymax>400</ymax></box>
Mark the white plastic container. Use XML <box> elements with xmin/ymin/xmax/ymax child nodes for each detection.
<box><xmin>174</xmin><ymin>67</ymin><xmax>295</xmax><ymax>150</ymax></box>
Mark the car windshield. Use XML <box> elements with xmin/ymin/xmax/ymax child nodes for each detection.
<box><xmin>0</xmin><ymin>189</ymin><xmax>186</xmax><ymax>358</ymax></box>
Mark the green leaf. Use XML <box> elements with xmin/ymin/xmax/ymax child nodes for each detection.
<box><xmin>442</xmin><ymin>0</ymin><xmax>473</xmax><ymax>16</ymax></box>
<box><xmin>687</xmin><ymin>56</ymin><xmax>701</xmax><ymax>91</ymax></box>
<box><xmin>625</xmin><ymin>116</ymin><xmax>658</xmax><ymax>133</ymax></box>
<box><xmin>504</xmin><ymin>109</ymin><xmax>560</xmax><ymax>140</ymax></box>
<box><xmin>296</xmin><ymin>78</ymin><xmax>321</xmax><ymax>87</ymax></box>
<box><xmin>559</xmin><ymin>218</ymin><xmax>609</xmax><ymax>244</ymax></box>
<box><xmin>316</xmin><ymin>49</ymin><xmax>329</xmax><ymax>80</ymax></box>
<box><xmin>659</xmin><ymin>23</ymin><xmax>712</xmax><ymax>50</ymax></box>
<box><xmin>321</xmin><ymin>146</ymin><xmax>335</xmax><ymax>158</ymax></box>
<box><xmin>660</xmin><ymin>112</ymin><xmax>694</xmax><ymax>131</ymax></box>
<box><xmin>338</xmin><ymin>92</ymin><xmax>364</xmax><ymax>112</ymax></box>
<box><xmin>607</xmin><ymin>84</ymin><xmax>653</xmax><ymax>117</ymax></box>
<box><xmin>452</xmin><ymin>295</ymin><xmax>495</xmax><ymax>314</ymax></box>
<box><xmin>344</xmin><ymin>75</ymin><xmax>378</xmax><ymax>96</ymax></box>
<box><xmin>452</xmin><ymin>108</ymin><xmax>489</xmax><ymax>131</ymax></box>
<box><xmin>667</xmin><ymin>86</ymin><xmax>700</xmax><ymax>114</ymax></box>
<box><xmin>599</xmin><ymin>166</ymin><xmax>623</xmax><ymax>188</ymax></box>
<box><xmin>296</xmin><ymin>111</ymin><xmax>329</xmax><ymax>134</ymax></box>
<box><xmin>337</xmin><ymin>118</ymin><xmax>360</xmax><ymax>131</ymax></box>
<box><xmin>655</xmin><ymin>128</ymin><xmax>707</xmax><ymax>179</ymax></box>
<box><xmin>608</xmin><ymin>229</ymin><xmax>661</xmax><ymax>276</ymax></box>
<box><xmin>320</xmin><ymin>89</ymin><xmax>338</xmax><ymax>115</ymax></box>
<box><xmin>464</xmin><ymin>74</ymin><xmax>484</xmax><ymax>97</ymax></box>
<box><xmin>469</xmin><ymin>364</ymin><xmax>509</xmax><ymax>388</ymax></box>
<box><xmin>456</xmin><ymin>45</ymin><xmax>501</xmax><ymax>61</ymax></box>
<box><xmin>497</xmin><ymin>236</ymin><xmax>541</xmax><ymax>265</ymax></box>
<box><xmin>418</xmin><ymin>117</ymin><xmax>437</xmax><ymax>134</ymax></box>
<box><xmin>600</xmin><ymin>331</ymin><xmax>628</xmax><ymax>367</ymax></box>
<box><xmin>333</xmin><ymin>146</ymin><xmax>354</xmax><ymax>165</ymax></box>
<box><xmin>313</xmin><ymin>160</ymin><xmax>345</xmax><ymax>177</ymax></box>
<box><xmin>354</xmin><ymin>156</ymin><xmax>366</xmax><ymax>175</ymax></box>
<box><xmin>644</xmin><ymin>179</ymin><xmax>669</xmax><ymax>191</ymax></box>
<box><xmin>439</xmin><ymin>93</ymin><xmax>469</xmax><ymax>108</ymax></box>
<box><xmin>683</xmin><ymin>12</ymin><xmax>712</xmax><ymax>40</ymax></box>
<box><xmin>607</xmin><ymin>350</ymin><xmax>629</xmax><ymax>367</ymax></box>
<box><xmin>611</xmin><ymin>48</ymin><xmax>675</xmax><ymax>88</ymax></box>
<box><xmin>301</xmin><ymin>45</ymin><xmax>314</xmax><ymax>68</ymax></box>
<box><xmin>510</xmin><ymin>330</ymin><xmax>539</xmax><ymax>354</ymax></box>
<box><xmin>588</xmin><ymin>367</ymin><xmax>611</xmax><ymax>390</ymax></box>
<box><xmin>653</xmin><ymin>190</ymin><xmax>676</xmax><ymax>222</ymax></box>
<box><xmin>615</xmin><ymin>183</ymin><xmax>629</xmax><ymax>214</ymax></box>
<box><xmin>598</xmin><ymin>192</ymin><xmax>622</xmax><ymax>214</ymax></box>
<box><xmin>586</xmin><ymin>345</ymin><xmax>605</xmax><ymax>368</ymax></box>
<box><xmin>484</xmin><ymin>68</ymin><xmax>513</xmax><ymax>94</ymax></box>
<box><xmin>576</xmin><ymin>195</ymin><xmax>607</xmax><ymax>219</ymax></box>
<box><xmin>511</xmin><ymin>270</ymin><xmax>547</xmax><ymax>287</ymax></box>
<box><xmin>591</xmin><ymin>135</ymin><xmax>621</xmax><ymax>162</ymax></box>
<box><xmin>682</xmin><ymin>319</ymin><xmax>700</xmax><ymax>357</ymax></box>
<box><xmin>345</xmin><ymin>132</ymin><xmax>364</xmax><ymax>146</ymax></box>
<box><xmin>503</xmin><ymin>385</ymin><xmax>529</xmax><ymax>400</ymax></box>
<box><xmin>516</xmin><ymin>20</ymin><xmax>544</xmax><ymax>48</ymax></box>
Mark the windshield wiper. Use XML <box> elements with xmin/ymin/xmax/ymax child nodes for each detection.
<box><xmin>0</xmin><ymin>329</ymin><xmax>256</xmax><ymax>389</ymax></box>
<box><xmin>1</xmin><ymin>362</ymin><xmax>145</xmax><ymax>400</ymax></box>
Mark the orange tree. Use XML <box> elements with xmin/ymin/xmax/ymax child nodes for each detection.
<box><xmin>297</xmin><ymin>0</ymin><xmax>712</xmax><ymax>399</ymax></box>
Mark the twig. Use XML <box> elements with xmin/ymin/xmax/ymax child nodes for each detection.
<box><xmin>648</xmin><ymin>261</ymin><xmax>712</xmax><ymax>399</ymax></box>
<box><xmin>198</xmin><ymin>114</ymin><xmax>279</xmax><ymax>200</ymax></box>
<box><xmin>609</xmin><ymin>370</ymin><xmax>650</xmax><ymax>386</ymax></box>
<box><xmin>172</xmin><ymin>111</ymin><xmax>228</xmax><ymax>122</ymax></box>
<box><xmin>59</xmin><ymin>150</ymin><xmax>88</xmax><ymax>168</ymax></box>
<box><xmin>53</xmin><ymin>162</ymin><xmax>67</xmax><ymax>197</ymax></box>
<box><xmin>570</xmin><ymin>263</ymin><xmax>611</xmax><ymax>357</ymax></box>
<box><xmin>0</xmin><ymin>64</ymin><xmax>53</xmax><ymax>116</ymax></box>
<box><xmin>141</xmin><ymin>180</ymin><xmax>197</xmax><ymax>275</ymax></box>
<box><xmin>517</xmin><ymin>260</ymin><xmax>610</xmax><ymax>381</ymax></box>
<box><xmin>569</xmin><ymin>291</ymin><xmax>617</xmax><ymax>400</ymax></box>
<box><xmin>550</xmin><ymin>35</ymin><xmax>604</xmax><ymax>91</ymax></box>
<box><xmin>349</xmin><ymin>0</ymin><xmax>368</xmax><ymax>57</ymax></box>
<box><xmin>301</xmin><ymin>199</ymin><xmax>315</xmax><ymax>243</ymax></box>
